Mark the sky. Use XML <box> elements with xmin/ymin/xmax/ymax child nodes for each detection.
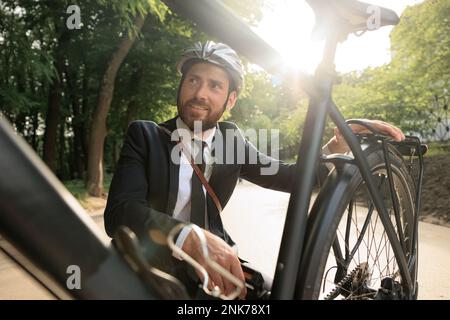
<box><xmin>254</xmin><ymin>0</ymin><xmax>424</xmax><ymax>73</ymax></box>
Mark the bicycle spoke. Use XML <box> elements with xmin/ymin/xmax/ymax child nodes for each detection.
<box><xmin>378</xmin><ymin>253</ymin><xmax>398</xmax><ymax>279</ymax></box>
<box><xmin>336</xmin><ymin>228</ymin><xmax>359</xmax><ymax>270</ymax></box>
<box><xmin>368</xmin><ymin>209</ymin><xmax>383</xmax><ymax>276</ymax></box>
<box><xmin>354</xmin><ymin>199</ymin><xmax>361</xmax><ymax>264</ymax></box>
<box><xmin>349</xmin><ymin>203</ymin><xmax>374</xmax><ymax>260</ymax></box>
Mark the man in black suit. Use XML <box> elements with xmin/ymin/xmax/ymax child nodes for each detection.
<box><xmin>104</xmin><ymin>41</ymin><xmax>405</xmax><ymax>299</ymax></box>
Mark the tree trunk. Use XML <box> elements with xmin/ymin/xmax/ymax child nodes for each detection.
<box><xmin>86</xmin><ymin>14</ymin><xmax>146</xmax><ymax>196</ymax></box>
<box><xmin>111</xmin><ymin>138</ymin><xmax>122</xmax><ymax>172</ymax></box>
<box><xmin>69</xmin><ymin>136</ymin><xmax>76</xmax><ymax>180</ymax></box>
<box><xmin>29</xmin><ymin>78</ymin><xmax>40</xmax><ymax>152</ymax></box>
<box><xmin>43</xmin><ymin>31</ymin><xmax>69</xmax><ymax>173</ymax></box>
<box><xmin>31</xmin><ymin>111</ymin><xmax>39</xmax><ymax>151</ymax></box>
<box><xmin>81</xmin><ymin>67</ymin><xmax>89</xmax><ymax>173</ymax></box>
<box><xmin>58</xmin><ymin>117</ymin><xmax>67</xmax><ymax>179</ymax></box>
<box><xmin>43</xmin><ymin>71</ymin><xmax>62</xmax><ymax>173</ymax></box>
<box><xmin>66</xmin><ymin>65</ymin><xmax>86</xmax><ymax>180</ymax></box>
<box><xmin>123</xmin><ymin>64</ymin><xmax>144</xmax><ymax>134</ymax></box>
<box><xmin>73</xmin><ymin>103</ymin><xmax>86</xmax><ymax>180</ymax></box>
<box><xmin>15</xmin><ymin>112</ymin><xmax>26</xmax><ymax>136</ymax></box>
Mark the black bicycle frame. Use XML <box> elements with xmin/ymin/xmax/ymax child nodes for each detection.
<box><xmin>271</xmin><ymin>33</ymin><xmax>415</xmax><ymax>299</ymax></box>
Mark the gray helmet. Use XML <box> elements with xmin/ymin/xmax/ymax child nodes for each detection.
<box><xmin>176</xmin><ymin>41</ymin><xmax>244</xmax><ymax>94</ymax></box>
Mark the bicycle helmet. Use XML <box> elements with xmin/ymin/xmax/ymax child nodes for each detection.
<box><xmin>176</xmin><ymin>41</ymin><xmax>244</xmax><ymax>94</ymax></box>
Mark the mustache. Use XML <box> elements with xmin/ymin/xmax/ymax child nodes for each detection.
<box><xmin>186</xmin><ymin>99</ymin><xmax>209</xmax><ymax>109</ymax></box>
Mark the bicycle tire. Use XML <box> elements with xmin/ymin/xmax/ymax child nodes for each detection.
<box><xmin>297</xmin><ymin>143</ymin><xmax>418</xmax><ymax>300</ymax></box>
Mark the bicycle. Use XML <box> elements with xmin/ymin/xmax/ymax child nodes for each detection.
<box><xmin>164</xmin><ymin>0</ymin><xmax>426</xmax><ymax>300</ymax></box>
<box><xmin>0</xmin><ymin>0</ymin><xmax>426</xmax><ymax>300</ymax></box>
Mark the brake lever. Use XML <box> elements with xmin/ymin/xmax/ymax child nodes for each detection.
<box><xmin>114</xmin><ymin>226</ymin><xmax>190</xmax><ymax>299</ymax></box>
<box><xmin>167</xmin><ymin>224</ymin><xmax>245</xmax><ymax>300</ymax></box>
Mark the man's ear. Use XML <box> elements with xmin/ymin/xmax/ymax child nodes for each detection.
<box><xmin>225</xmin><ymin>91</ymin><xmax>237</xmax><ymax>111</ymax></box>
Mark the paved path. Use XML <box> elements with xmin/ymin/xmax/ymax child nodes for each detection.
<box><xmin>221</xmin><ymin>181</ymin><xmax>450</xmax><ymax>300</ymax></box>
<box><xmin>0</xmin><ymin>181</ymin><xmax>449</xmax><ymax>299</ymax></box>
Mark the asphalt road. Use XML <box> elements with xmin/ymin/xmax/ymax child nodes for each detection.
<box><xmin>0</xmin><ymin>181</ymin><xmax>449</xmax><ymax>299</ymax></box>
<box><xmin>221</xmin><ymin>181</ymin><xmax>450</xmax><ymax>300</ymax></box>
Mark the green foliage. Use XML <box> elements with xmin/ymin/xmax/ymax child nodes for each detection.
<box><xmin>3</xmin><ymin>0</ymin><xmax>447</xmax><ymax>181</ymax></box>
<box><xmin>391</xmin><ymin>0</ymin><xmax>450</xmax><ymax>101</ymax></box>
<box><xmin>329</xmin><ymin>0</ymin><xmax>450</xmax><ymax>137</ymax></box>
<box><xmin>229</xmin><ymin>70</ymin><xmax>309</xmax><ymax>159</ymax></box>
<box><xmin>0</xmin><ymin>0</ymin><xmax>268</xmax><ymax>179</ymax></box>
<box><xmin>230</xmin><ymin>0</ymin><xmax>450</xmax><ymax>160</ymax></box>
<box><xmin>223</xmin><ymin>0</ymin><xmax>267</xmax><ymax>25</ymax></box>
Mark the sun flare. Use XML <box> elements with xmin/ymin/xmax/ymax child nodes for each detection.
<box><xmin>254</xmin><ymin>0</ymin><xmax>423</xmax><ymax>74</ymax></box>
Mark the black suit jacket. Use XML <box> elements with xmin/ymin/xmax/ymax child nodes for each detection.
<box><xmin>104</xmin><ymin>116</ymin><xmax>325</xmax><ymax>264</ymax></box>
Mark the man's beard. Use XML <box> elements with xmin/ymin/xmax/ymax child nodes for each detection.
<box><xmin>177</xmin><ymin>97</ymin><xmax>228</xmax><ymax>131</ymax></box>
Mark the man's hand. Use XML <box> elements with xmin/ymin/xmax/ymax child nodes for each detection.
<box><xmin>182</xmin><ymin>228</ymin><xmax>247</xmax><ymax>299</ymax></box>
<box><xmin>325</xmin><ymin>119</ymin><xmax>405</xmax><ymax>154</ymax></box>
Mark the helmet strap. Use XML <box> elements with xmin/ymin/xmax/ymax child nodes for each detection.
<box><xmin>222</xmin><ymin>90</ymin><xmax>231</xmax><ymax>112</ymax></box>
<box><xmin>176</xmin><ymin>73</ymin><xmax>186</xmax><ymax>108</ymax></box>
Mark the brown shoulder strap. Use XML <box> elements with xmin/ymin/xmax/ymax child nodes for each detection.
<box><xmin>157</xmin><ymin>124</ymin><xmax>223</xmax><ymax>213</ymax></box>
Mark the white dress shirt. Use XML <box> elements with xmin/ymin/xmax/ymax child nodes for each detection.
<box><xmin>172</xmin><ymin>117</ymin><xmax>216</xmax><ymax>258</ymax></box>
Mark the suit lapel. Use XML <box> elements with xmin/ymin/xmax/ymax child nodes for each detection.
<box><xmin>208</xmin><ymin>125</ymin><xmax>226</xmax><ymax>191</ymax></box>
<box><xmin>159</xmin><ymin>117</ymin><xmax>180</xmax><ymax>216</ymax></box>
<box><xmin>208</xmin><ymin>124</ymin><xmax>236</xmax><ymax>237</ymax></box>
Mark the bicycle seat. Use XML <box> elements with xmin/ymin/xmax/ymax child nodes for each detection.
<box><xmin>306</xmin><ymin>0</ymin><xmax>400</xmax><ymax>40</ymax></box>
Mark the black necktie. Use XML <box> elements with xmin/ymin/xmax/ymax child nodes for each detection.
<box><xmin>190</xmin><ymin>140</ymin><xmax>206</xmax><ymax>228</ymax></box>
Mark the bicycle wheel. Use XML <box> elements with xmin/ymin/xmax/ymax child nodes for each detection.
<box><xmin>298</xmin><ymin>143</ymin><xmax>417</xmax><ymax>300</ymax></box>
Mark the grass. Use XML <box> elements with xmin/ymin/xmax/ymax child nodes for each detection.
<box><xmin>63</xmin><ymin>174</ymin><xmax>112</xmax><ymax>210</ymax></box>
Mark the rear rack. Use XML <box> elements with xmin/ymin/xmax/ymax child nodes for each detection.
<box><xmin>347</xmin><ymin>120</ymin><xmax>425</xmax><ymax>284</ymax></box>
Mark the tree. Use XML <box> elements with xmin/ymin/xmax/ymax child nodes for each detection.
<box><xmin>86</xmin><ymin>12</ymin><xmax>148</xmax><ymax>196</ymax></box>
<box><xmin>330</xmin><ymin>0</ymin><xmax>450</xmax><ymax>136</ymax></box>
<box><xmin>0</xmin><ymin>0</ymin><xmax>270</xmax><ymax>192</ymax></box>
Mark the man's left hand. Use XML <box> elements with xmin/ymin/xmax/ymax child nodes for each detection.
<box><xmin>325</xmin><ymin>119</ymin><xmax>405</xmax><ymax>154</ymax></box>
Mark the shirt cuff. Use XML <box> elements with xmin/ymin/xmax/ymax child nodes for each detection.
<box><xmin>172</xmin><ymin>226</ymin><xmax>240</xmax><ymax>261</ymax></box>
<box><xmin>231</xmin><ymin>244</ymin><xmax>239</xmax><ymax>256</ymax></box>
<box><xmin>172</xmin><ymin>225</ymin><xmax>193</xmax><ymax>261</ymax></box>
